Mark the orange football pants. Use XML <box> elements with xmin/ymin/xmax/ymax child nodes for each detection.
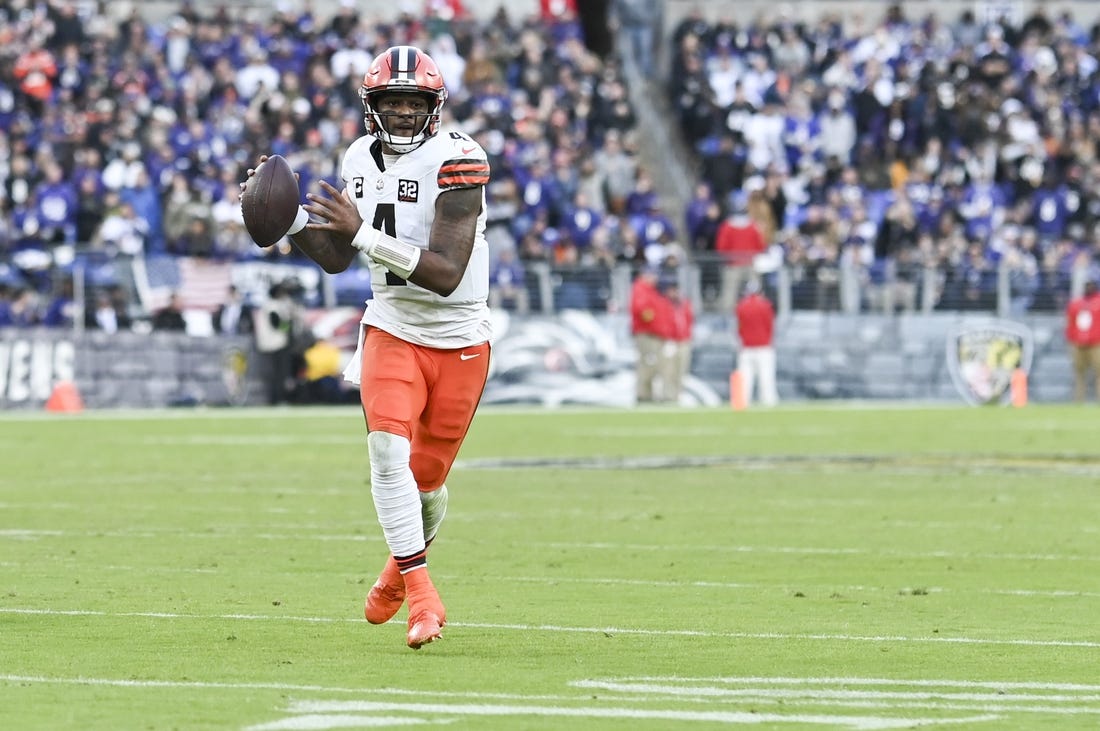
<box><xmin>359</xmin><ymin>327</ymin><xmax>490</xmax><ymax>492</ymax></box>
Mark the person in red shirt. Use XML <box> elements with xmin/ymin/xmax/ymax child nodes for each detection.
<box><xmin>630</xmin><ymin>267</ymin><xmax>662</xmax><ymax>403</ymax></box>
<box><xmin>715</xmin><ymin>195</ymin><xmax>767</xmax><ymax>311</ymax></box>
<box><xmin>735</xmin><ymin>279</ymin><xmax>778</xmax><ymax>407</ymax></box>
<box><xmin>13</xmin><ymin>44</ymin><xmax>57</xmax><ymax>113</ymax></box>
<box><xmin>656</xmin><ymin>276</ymin><xmax>693</xmax><ymax>403</ymax></box>
<box><xmin>1065</xmin><ymin>279</ymin><xmax>1100</xmax><ymax>401</ymax></box>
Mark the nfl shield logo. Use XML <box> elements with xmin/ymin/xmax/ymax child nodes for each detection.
<box><xmin>945</xmin><ymin>319</ymin><xmax>1034</xmax><ymax>406</ymax></box>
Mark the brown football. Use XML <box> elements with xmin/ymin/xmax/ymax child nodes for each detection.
<box><xmin>241</xmin><ymin>155</ymin><xmax>300</xmax><ymax>247</ymax></box>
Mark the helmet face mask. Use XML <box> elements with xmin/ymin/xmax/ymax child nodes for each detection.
<box><xmin>361</xmin><ymin>46</ymin><xmax>447</xmax><ymax>153</ymax></box>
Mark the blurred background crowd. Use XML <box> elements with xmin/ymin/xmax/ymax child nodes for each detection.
<box><xmin>2</xmin><ymin>0</ymin><xmax>1100</xmax><ymax>331</ymax></box>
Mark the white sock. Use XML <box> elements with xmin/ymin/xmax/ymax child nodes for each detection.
<box><xmin>421</xmin><ymin>484</ymin><xmax>448</xmax><ymax>543</ymax></box>
<box><xmin>367</xmin><ymin>431</ymin><xmax>424</xmax><ymax>558</ymax></box>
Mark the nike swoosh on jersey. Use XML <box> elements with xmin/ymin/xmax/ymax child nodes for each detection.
<box><xmin>461</xmin><ymin>146</ymin><xmax>476</xmax><ymax>154</ymax></box>
<box><xmin>459</xmin><ymin>352</ymin><xmax>481</xmax><ymax>360</ymax></box>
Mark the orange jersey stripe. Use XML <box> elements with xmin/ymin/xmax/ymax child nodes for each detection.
<box><xmin>438</xmin><ymin>174</ymin><xmax>490</xmax><ymax>190</ymax></box>
<box><xmin>438</xmin><ymin>158</ymin><xmax>490</xmax><ymax>190</ymax></box>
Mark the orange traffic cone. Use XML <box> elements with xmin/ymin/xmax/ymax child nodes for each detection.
<box><xmin>1010</xmin><ymin>368</ymin><xmax>1028</xmax><ymax>408</ymax></box>
<box><xmin>729</xmin><ymin>370</ymin><xmax>747</xmax><ymax>411</ymax></box>
<box><xmin>45</xmin><ymin>381</ymin><xmax>84</xmax><ymax>413</ymax></box>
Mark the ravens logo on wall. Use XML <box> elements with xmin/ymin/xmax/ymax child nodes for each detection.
<box><xmin>945</xmin><ymin>319</ymin><xmax>1034</xmax><ymax>406</ymax></box>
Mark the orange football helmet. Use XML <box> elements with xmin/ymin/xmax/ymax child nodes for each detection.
<box><xmin>359</xmin><ymin>45</ymin><xmax>448</xmax><ymax>153</ymax></box>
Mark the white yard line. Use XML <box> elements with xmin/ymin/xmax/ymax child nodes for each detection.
<box><xmin>9</xmin><ymin>673</ymin><xmax>1100</xmax><ymax>729</ymax></box>
<box><xmin>1</xmin><ymin>607</ymin><xmax>1097</xmax><ymax>648</ymax></box>
<box><xmin>247</xmin><ymin>700</ymin><xmax>998</xmax><ymax>731</ymax></box>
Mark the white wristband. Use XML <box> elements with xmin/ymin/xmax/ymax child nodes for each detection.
<box><xmin>352</xmin><ymin>222</ymin><xmax>421</xmax><ymax>280</ymax></box>
<box><xmin>286</xmin><ymin>206</ymin><xmax>309</xmax><ymax>236</ymax></box>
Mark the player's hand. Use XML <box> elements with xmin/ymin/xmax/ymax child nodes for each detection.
<box><xmin>303</xmin><ymin>180</ymin><xmax>362</xmax><ymax>245</ymax></box>
<box><xmin>239</xmin><ymin>155</ymin><xmax>268</xmax><ymax>191</ymax></box>
<box><xmin>240</xmin><ymin>156</ymin><xmax>302</xmax><ymax>192</ymax></box>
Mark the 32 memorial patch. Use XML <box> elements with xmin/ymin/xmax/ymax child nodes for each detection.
<box><xmin>398</xmin><ymin>180</ymin><xmax>419</xmax><ymax>202</ymax></box>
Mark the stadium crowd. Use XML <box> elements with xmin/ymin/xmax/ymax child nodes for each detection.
<box><xmin>0</xmin><ymin>0</ymin><xmax>662</xmax><ymax>327</ymax></box>
<box><xmin>673</xmin><ymin>3</ymin><xmax>1100</xmax><ymax>313</ymax></box>
<box><xmin>2</xmin><ymin>1</ymin><xmax>1100</xmax><ymax>328</ymax></box>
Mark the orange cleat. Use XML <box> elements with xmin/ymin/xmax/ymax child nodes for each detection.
<box><xmin>364</xmin><ymin>556</ymin><xmax>406</xmax><ymax>625</ymax></box>
<box><xmin>404</xmin><ymin>569</ymin><xmax>446</xmax><ymax>650</ymax></box>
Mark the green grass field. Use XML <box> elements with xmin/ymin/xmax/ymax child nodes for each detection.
<box><xmin>2</xmin><ymin>404</ymin><xmax>1099</xmax><ymax>730</ymax></box>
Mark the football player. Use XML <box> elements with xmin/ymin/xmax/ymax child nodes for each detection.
<box><xmin>244</xmin><ymin>45</ymin><xmax>491</xmax><ymax>649</ymax></box>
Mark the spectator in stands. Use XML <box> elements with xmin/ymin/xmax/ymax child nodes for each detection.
<box><xmin>235</xmin><ymin>48</ymin><xmax>281</xmax><ymax>101</ymax></box>
<box><xmin>615</xmin><ymin>0</ymin><xmax>660</xmax><ymax>78</ymax></box>
<box><xmin>7</xmin><ymin>287</ymin><xmax>39</xmax><ymax>328</ymax></box>
<box><xmin>872</xmin><ymin>195</ymin><xmax>920</xmax><ymax>314</ymax></box>
<box><xmin>592</xmin><ymin>130</ymin><xmax>636</xmax><ymax>215</ymax></box>
<box><xmin>13</xmin><ymin>39</ymin><xmax>57</xmax><ymax>116</ymax></box>
<box><xmin>42</xmin><ymin>279</ymin><xmax>76</xmax><ymax>329</ymax></box>
<box><xmin>630</xmin><ymin>266</ymin><xmax>662</xmax><ymax>403</ymax></box>
<box><xmin>163</xmin><ymin>173</ymin><xmax>210</xmax><ymax>255</ymax></box>
<box><xmin>151</xmin><ymin>291</ymin><xmax>187</xmax><ymax>332</ymax></box>
<box><xmin>735</xmin><ymin>279</ymin><xmax>778</xmax><ymax>408</ymax></box>
<box><xmin>86</xmin><ymin>288</ymin><xmax>131</xmax><ymax>333</ymax></box>
<box><xmin>1065</xmin><ymin>279</ymin><xmax>1100</xmax><ymax>402</ymax></box>
<box><xmin>32</xmin><ymin>161</ymin><xmax>77</xmax><ymax>245</ymax></box>
<box><xmin>488</xmin><ymin>248</ymin><xmax>530</xmax><ymax>314</ymax></box>
<box><xmin>74</xmin><ymin>174</ymin><xmax>106</xmax><ymax>245</ymax></box>
<box><xmin>93</xmin><ymin>197</ymin><xmax>149</xmax><ymax>257</ymax></box>
<box><xmin>0</xmin><ymin>285</ymin><xmax>13</xmax><ymax>327</ymax></box>
<box><xmin>1005</xmin><ymin>231</ymin><xmax>1041</xmax><ymax>317</ymax></box>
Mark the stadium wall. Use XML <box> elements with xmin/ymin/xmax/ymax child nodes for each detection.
<box><xmin>0</xmin><ymin>311</ymin><xmax>1074</xmax><ymax>410</ymax></box>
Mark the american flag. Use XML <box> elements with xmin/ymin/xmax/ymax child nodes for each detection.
<box><xmin>133</xmin><ymin>256</ymin><xmax>233</xmax><ymax>313</ymax></box>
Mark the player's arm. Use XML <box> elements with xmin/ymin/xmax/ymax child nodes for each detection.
<box><xmin>411</xmin><ymin>186</ymin><xmax>482</xmax><ymax>296</ymax></box>
<box><xmin>308</xmin><ymin>180</ymin><xmax>482</xmax><ymax>297</ymax></box>
<box><xmin>288</xmin><ymin>207</ymin><xmax>359</xmax><ymax>274</ymax></box>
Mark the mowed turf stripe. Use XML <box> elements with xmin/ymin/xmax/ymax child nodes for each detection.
<box><xmin>1</xmin><ymin>530</ymin><xmax>1097</xmax><ymax>562</ymax></box>
<box><xmin>4</xmin><ymin>560</ymin><xmax>1097</xmax><ymax>598</ymax></box>
<box><xmin>2</xmin><ymin>608</ymin><xmax>1098</xmax><ymax>648</ymax></box>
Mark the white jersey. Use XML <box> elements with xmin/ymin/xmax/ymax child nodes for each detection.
<box><xmin>341</xmin><ymin>131</ymin><xmax>492</xmax><ymax>349</ymax></box>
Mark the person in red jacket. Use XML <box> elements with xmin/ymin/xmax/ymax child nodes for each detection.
<box><xmin>656</xmin><ymin>275</ymin><xmax>693</xmax><ymax>403</ymax></box>
<box><xmin>630</xmin><ymin>267</ymin><xmax>662</xmax><ymax>403</ymax></box>
<box><xmin>735</xmin><ymin>279</ymin><xmax>778</xmax><ymax>407</ymax></box>
<box><xmin>714</xmin><ymin>194</ymin><xmax>767</xmax><ymax>311</ymax></box>
<box><xmin>1065</xmin><ymin>279</ymin><xmax>1100</xmax><ymax>402</ymax></box>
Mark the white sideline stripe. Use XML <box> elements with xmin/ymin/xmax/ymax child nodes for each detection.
<box><xmin>1</xmin><ymin>529</ymin><xmax>1096</xmax><ymax>564</ymax></box>
<box><xmin>2</xmin><ymin>608</ymin><xmax>1098</xmax><ymax>648</ymax></box>
<box><xmin>573</xmin><ymin>682</ymin><xmax>1100</xmax><ymax>704</ymax></box>
<box><xmin>611</xmin><ymin>676</ymin><xmax>1100</xmax><ymax>691</ymax></box>
<box><xmin>252</xmin><ymin>717</ymin><xmax>426</xmax><ymax>729</ymax></box>
<box><xmin>7</xmin><ymin>672</ymin><xmax>1099</xmax><ymax>698</ymax></box>
<box><xmin>250</xmin><ymin>700</ymin><xmax>998</xmax><ymax>730</ymax></box>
